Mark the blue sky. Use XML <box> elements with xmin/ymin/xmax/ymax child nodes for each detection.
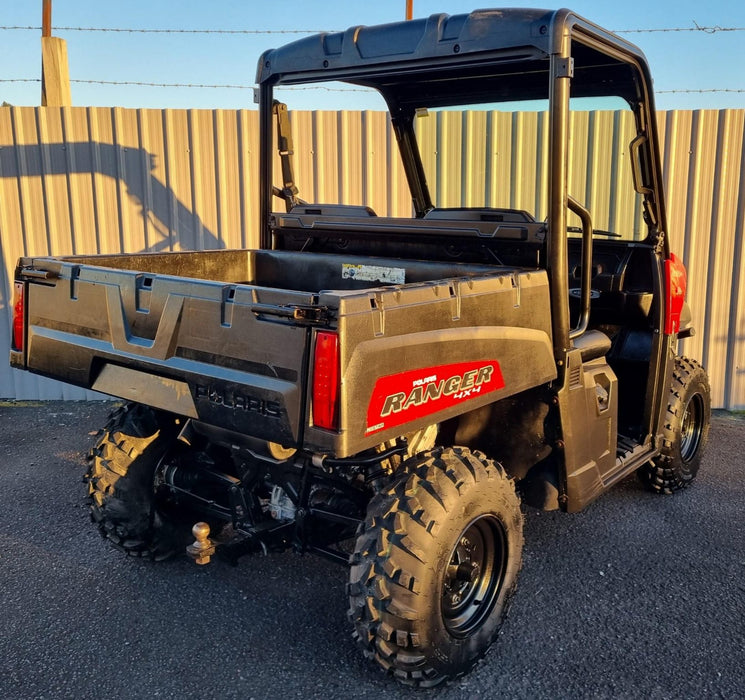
<box><xmin>1</xmin><ymin>0</ymin><xmax>744</xmax><ymax>111</ymax></box>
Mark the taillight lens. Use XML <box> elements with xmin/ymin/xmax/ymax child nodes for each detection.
<box><xmin>665</xmin><ymin>253</ymin><xmax>687</xmax><ymax>335</ymax></box>
<box><xmin>12</xmin><ymin>282</ymin><xmax>24</xmax><ymax>352</ymax></box>
<box><xmin>312</xmin><ymin>331</ymin><xmax>340</xmax><ymax>431</ymax></box>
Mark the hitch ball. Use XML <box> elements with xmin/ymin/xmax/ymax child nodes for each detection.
<box><xmin>186</xmin><ymin>522</ymin><xmax>216</xmax><ymax>565</ymax></box>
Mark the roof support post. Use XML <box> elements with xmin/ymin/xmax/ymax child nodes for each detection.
<box><xmin>547</xmin><ymin>33</ymin><xmax>572</xmax><ymax>362</ymax></box>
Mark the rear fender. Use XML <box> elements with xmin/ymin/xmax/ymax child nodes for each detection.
<box><xmin>441</xmin><ymin>384</ymin><xmax>553</xmax><ymax>481</ymax></box>
<box><xmin>304</xmin><ymin>326</ymin><xmax>556</xmax><ymax>456</ymax></box>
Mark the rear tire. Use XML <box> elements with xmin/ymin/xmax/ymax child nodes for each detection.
<box><xmin>348</xmin><ymin>446</ymin><xmax>523</xmax><ymax>687</ymax></box>
<box><xmin>85</xmin><ymin>402</ymin><xmax>188</xmax><ymax>560</ymax></box>
<box><xmin>638</xmin><ymin>356</ymin><xmax>711</xmax><ymax>494</ymax></box>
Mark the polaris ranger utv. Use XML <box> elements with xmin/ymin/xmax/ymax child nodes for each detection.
<box><xmin>10</xmin><ymin>8</ymin><xmax>710</xmax><ymax>687</ymax></box>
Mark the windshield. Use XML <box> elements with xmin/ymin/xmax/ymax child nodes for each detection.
<box><xmin>414</xmin><ymin>101</ymin><xmax>549</xmax><ymax>219</ymax></box>
<box><xmin>272</xmin><ymin>84</ymin><xmax>414</xmax><ymax>217</ymax></box>
<box><xmin>414</xmin><ymin>95</ymin><xmax>646</xmax><ymax>240</ymax></box>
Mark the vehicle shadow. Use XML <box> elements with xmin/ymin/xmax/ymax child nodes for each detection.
<box><xmin>0</xmin><ymin>136</ymin><xmax>225</xmax><ymax>398</ymax></box>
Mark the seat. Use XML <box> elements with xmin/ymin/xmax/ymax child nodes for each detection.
<box><xmin>573</xmin><ymin>329</ymin><xmax>611</xmax><ymax>362</ymax></box>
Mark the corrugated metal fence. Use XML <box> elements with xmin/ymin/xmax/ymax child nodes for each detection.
<box><xmin>0</xmin><ymin>106</ymin><xmax>743</xmax><ymax>408</ymax></box>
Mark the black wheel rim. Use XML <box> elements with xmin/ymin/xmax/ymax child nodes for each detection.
<box><xmin>680</xmin><ymin>392</ymin><xmax>705</xmax><ymax>463</ymax></box>
<box><xmin>441</xmin><ymin>515</ymin><xmax>507</xmax><ymax>638</ymax></box>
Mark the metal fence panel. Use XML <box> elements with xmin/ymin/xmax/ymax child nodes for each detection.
<box><xmin>0</xmin><ymin>106</ymin><xmax>743</xmax><ymax>407</ymax></box>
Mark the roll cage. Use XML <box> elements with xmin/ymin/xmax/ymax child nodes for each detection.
<box><xmin>256</xmin><ymin>8</ymin><xmax>671</xmax><ymax>434</ymax></box>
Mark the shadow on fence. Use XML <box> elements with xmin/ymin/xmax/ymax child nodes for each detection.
<box><xmin>0</xmin><ymin>141</ymin><xmax>223</xmax><ymax>254</ymax></box>
<box><xmin>0</xmin><ymin>140</ymin><xmax>225</xmax><ymax>398</ymax></box>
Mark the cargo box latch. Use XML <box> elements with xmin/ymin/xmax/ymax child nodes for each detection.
<box><xmin>250</xmin><ymin>303</ymin><xmax>333</xmax><ymax>325</ymax></box>
<box><xmin>19</xmin><ymin>266</ymin><xmax>58</xmax><ymax>280</ymax></box>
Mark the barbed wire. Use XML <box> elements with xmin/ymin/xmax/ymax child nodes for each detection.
<box><xmin>1</xmin><ymin>24</ymin><xmax>745</xmax><ymax>35</ymax></box>
<box><xmin>0</xmin><ymin>77</ymin><xmax>371</xmax><ymax>92</ymax></box>
<box><xmin>2</xmin><ymin>15</ymin><xmax>743</xmax><ymax>98</ymax></box>
<box><xmin>2</xmin><ymin>77</ymin><xmax>744</xmax><ymax>96</ymax></box>
<box><xmin>0</xmin><ymin>25</ymin><xmax>331</xmax><ymax>34</ymax></box>
<box><xmin>657</xmin><ymin>89</ymin><xmax>745</xmax><ymax>94</ymax></box>
<box><xmin>73</xmin><ymin>79</ymin><xmax>251</xmax><ymax>89</ymax></box>
<box><xmin>617</xmin><ymin>24</ymin><xmax>745</xmax><ymax>33</ymax></box>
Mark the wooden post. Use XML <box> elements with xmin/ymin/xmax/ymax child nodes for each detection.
<box><xmin>406</xmin><ymin>0</ymin><xmax>413</xmax><ymax>20</ymax></box>
<box><xmin>42</xmin><ymin>0</ymin><xmax>52</xmax><ymax>37</ymax></box>
<box><xmin>41</xmin><ymin>0</ymin><xmax>72</xmax><ymax>106</ymax></box>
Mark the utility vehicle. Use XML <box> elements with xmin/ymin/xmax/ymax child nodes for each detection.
<box><xmin>10</xmin><ymin>8</ymin><xmax>711</xmax><ymax>686</ymax></box>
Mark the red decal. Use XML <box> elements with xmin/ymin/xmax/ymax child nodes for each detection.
<box><xmin>366</xmin><ymin>361</ymin><xmax>504</xmax><ymax>435</ymax></box>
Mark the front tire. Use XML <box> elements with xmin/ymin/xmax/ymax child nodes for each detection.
<box><xmin>85</xmin><ymin>402</ymin><xmax>188</xmax><ymax>560</ymax></box>
<box><xmin>348</xmin><ymin>446</ymin><xmax>523</xmax><ymax>687</ymax></box>
<box><xmin>638</xmin><ymin>356</ymin><xmax>711</xmax><ymax>494</ymax></box>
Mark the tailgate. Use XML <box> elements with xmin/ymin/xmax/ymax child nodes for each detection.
<box><xmin>13</xmin><ymin>259</ymin><xmax>316</xmax><ymax>447</ymax></box>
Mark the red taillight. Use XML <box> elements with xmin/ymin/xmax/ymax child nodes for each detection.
<box><xmin>12</xmin><ymin>282</ymin><xmax>24</xmax><ymax>352</ymax></box>
<box><xmin>312</xmin><ymin>331</ymin><xmax>340</xmax><ymax>431</ymax></box>
<box><xmin>665</xmin><ymin>253</ymin><xmax>687</xmax><ymax>335</ymax></box>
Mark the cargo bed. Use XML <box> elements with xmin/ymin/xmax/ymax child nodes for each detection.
<box><xmin>12</xmin><ymin>249</ymin><xmax>555</xmax><ymax>454</ymax></box>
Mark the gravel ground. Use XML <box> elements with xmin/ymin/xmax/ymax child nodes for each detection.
<box><xmin>0</xmin><ymin>402</ymin><xmax>743</xmax><ymax>700</ymax></box>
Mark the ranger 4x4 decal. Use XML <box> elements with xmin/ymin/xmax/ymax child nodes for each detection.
<box><xmin>366</xmin><ymin>361</ymin><xmax>505</xmax><ymax>434</ymax></box>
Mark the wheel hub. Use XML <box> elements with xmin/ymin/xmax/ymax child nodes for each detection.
<box><xmin>441</xmin><ymin>515</ymin><xmax>507</xmax><ymax>637</ymax></box>
<box><xmin>680</xmin><ymin>393</ymin><xmax>704</xmax><ymax>463</ymax></box>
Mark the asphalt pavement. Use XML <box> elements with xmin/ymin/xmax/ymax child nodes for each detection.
<box><xmin>0</xmin><ymin>401</ymin><xmax>743</xmax><ymax>699</ymax></box>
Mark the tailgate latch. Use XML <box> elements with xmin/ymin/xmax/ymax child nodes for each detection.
<box><xmin>250</xmin><ymin>302</ymin><xmax>334</xmax><ymax>325</ymax></box>
<box><xmin>19</xmin><ymin>266</ymin><xmax>58</xmax><ymax>280</ymax></box>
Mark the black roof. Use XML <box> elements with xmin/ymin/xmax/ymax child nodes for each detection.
<box><xmin>256</xmin><ymin>7</ymin><xmax>649</xmax><ymax>103</ymax></box>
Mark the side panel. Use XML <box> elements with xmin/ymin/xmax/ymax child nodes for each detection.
<box><xmin>340</xmin><ymin>326</ymin><xmax>556</xmax><ymax>454</ymax></box>
<box><xmin>305</xmin><ymin>268</ymin><xmax>556</xmax><ymax>455</ymax></box>
<box><xmin>559</xmin><ymin>351</ymin><xmax>619</xmax><ymax>511</ymax></box>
